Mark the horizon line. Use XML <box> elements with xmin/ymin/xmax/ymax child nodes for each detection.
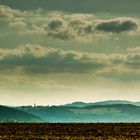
<box><xmin>1</xmin><ymin>99</ymin><xmax>140</xmax><ymax>107</ymax></box>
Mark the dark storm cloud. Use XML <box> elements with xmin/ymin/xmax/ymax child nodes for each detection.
<box><xmin>0</xmin><ymin>44</ymin><xmax>139</xmax><ymax>75</ymax></box>
<box><xmin>1</xmin><ymin>5</ymin><xmax>140</xmax><ymax>42</ymax></box>
<box><xmin>0</xmin><ymin>45</ymin><xmax>106</xmax><ymax>73</ymax></box>
<box><xmin>47</xmin><ymin>31</ymin><xmax>74</xmax><ymax>40</ymax></box>
<box><xmin>43</xmin><ymin>18</ymin><xmax>95</xmax><ymax>40</ymax></box>
<box><xmin>68</xmin><ymin>19</ymin><xmax>94</xmax><ymax>34</ymax></box>
<box><xmin>44</xmin><ymin>17</ymin><xmax>139</xmax><ymax>40</ymax></box>
<box><xmin>95</xmin><ymin>18</ymin><xmax>138</xmax><ymax>33</ymax></box>
<box><xmin>48</xmin><ymin>19</ymin><xmax>63</xmax><ymax>30</ymax></box>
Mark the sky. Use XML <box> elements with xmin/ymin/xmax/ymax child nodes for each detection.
<box><xmin>0</xmin><ymin>0</ymin><xmax>140</xmax><ymax>106</ymax></box>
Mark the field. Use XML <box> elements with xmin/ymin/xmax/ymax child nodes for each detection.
<box><xmin>0</xmin><ymin>123</ymin><xmax>140</xmax><ymax>140</ymax></box>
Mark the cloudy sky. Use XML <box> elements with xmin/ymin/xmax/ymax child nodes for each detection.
<box><xmin>0</xmin><ymin>0</ymin><xmax>140</xmax><ymax>106</ymax></box>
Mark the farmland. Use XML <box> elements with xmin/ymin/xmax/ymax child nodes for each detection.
<box><xmin>0</xmin><ymin>123</ymin><xmax>140</xmax><ymax>139</ymax></box>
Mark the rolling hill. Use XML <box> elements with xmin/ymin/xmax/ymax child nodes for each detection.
<box><xmin>62</xmin><ymin>100</ymin><xmax>140</xmax><ymax>107</ymax></box>
<box><xmin>1</xmin><ymin>100</ymin><xmax>140</xmax><ymax>123</ymax></box>
<box><xmin>17</xmin><ymin>102</ymin><xmax>140</xmax><ymax>123</ymax></box>
<box><xmin>0</xmin><ymin>105</ymin><xmax>43</xmax><ymax>122</ymax></box>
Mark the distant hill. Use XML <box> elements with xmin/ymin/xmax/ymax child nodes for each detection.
<box><xmin>92</xmin><ymin>100</ymin><xmax>140</xmax><ymax>106</ymax></box>
<box><xmin>62</xmin><ymin>100</ymin><xmax>140</xmax><ymax>107</ymax></box>
<box><xmin>62</xmin><ymin>102</ymin><xmax>94</xmax><ymax>108</ymax></box>
<box><xmin>17</xmin><ymin>103</ymin><xmax>140</xmax><ymax>123</ymax></box>
<box><xmin>0</xmin><ymin>105</ymin><xmax>43</xmax><ymax>122</ymax></box>
<box><xmin>2</xmin><ymin>100</ymin><xmax>140</xmax><ymax>123</ymax></box>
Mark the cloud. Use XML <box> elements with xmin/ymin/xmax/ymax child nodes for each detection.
<box><xmin>95</xmin><ymin>18</ymin><xmax>138</xmax><ymax>33</ymax></box>
<box><xmin>9</xmin><ymin>20</ymin><xmax>26</xmax><ymax>28</ymax></box>
<box><xmin>125</xmin><ymin>53</ymin><xmax>140</xmax><ymax>68</ymax></box>
<box><xmin>0</xmin><ymin>5</ymin><xmax>14</xmax><ymax>20</ymax></box>
<box><xmin>0</xmin><ymin>43</ymin><xmax>139</xmax><ymax>76</ymax></box>
<box><xmin>127</xmin><ymin>46</ymin><xmax>140</xmax><ymax>53</ymax></box>
<box><xmin>0</xmin><ymin>44</ymin><xmax>106</xmax><ymax>73</ymax></box>
<box><xmin>96</xmin><ymin>52</ymin><xmax>140</xmax><ymax>82</ymax></box>
<box><xmin>1</xmin><ymin>5</ymin><xmax>140</xmax><ymax>42</ymax></box>
<box><xmin>0</xmin><ymin>5</ymin><xmax>96</xmax><ymax>40</ymax></box>
<box><xmin>46</xmin><ymin>29</ymin><xmax>75</xmax><ymax>40</ymax></box>
<box><xmin>100</xmin><ymin>70</ymin><xmax>140</xmax><ymax>82</ymax></box>
<box><xmin>0</xmin><ymin>5</ymin><xmax>26</xmax><ymax>29</ymax></box>
<box><xmin>43</xmin><ymin>18</ymin><xmax>95</xmax><ymax>40</ymax></box>
<box><xmin>48</xmin><ymin>19</ymin><xmax>63</xmax><ymax>30</ymax></box>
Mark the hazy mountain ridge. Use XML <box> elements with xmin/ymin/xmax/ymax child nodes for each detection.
<box><xmin>16</xmin><ymin>100</ymin><xmax>140</xmax><ymax>122</ymax></box>
<box><xmin>1</xmin><ymin>100</ymin><xmax>140</xmax><ymax>123</ymax></box>
<box><xmin>63</xmin><ymin>100</ymin><xmax>140</xmax><ymax>107</ymax></box>
<box><xmin>0</xmin><ymin>105</ymin><xmax>43</xmax><ymax>122</ymax></box>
